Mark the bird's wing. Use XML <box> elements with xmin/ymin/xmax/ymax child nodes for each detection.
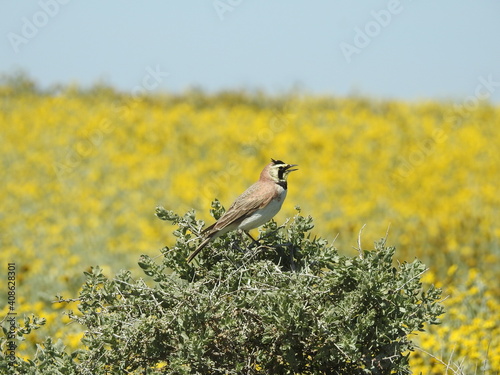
<box><xmin>210</xmin><ymin>182</ymin><xmax>275</xmax><ymax>232</ymax></box>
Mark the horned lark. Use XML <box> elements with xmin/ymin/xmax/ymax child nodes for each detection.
<box><xmin>186</xmin><ymin>159</ymin><xmax>298</xmax><ymax>263</ymax></box>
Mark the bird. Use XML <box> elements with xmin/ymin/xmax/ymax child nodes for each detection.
<box><xmin>186</xmin><ymin>158</ymin><xmax>298</xmax><ymax>263</ymax></box>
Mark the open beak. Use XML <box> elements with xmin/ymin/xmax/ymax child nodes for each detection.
<box><xmin>285</xmin><ymin>164</ymin><xmax>298</xmax><ymax>173</ymax></box>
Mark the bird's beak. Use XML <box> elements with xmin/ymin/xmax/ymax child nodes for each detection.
<box><xmin>285</xmin><ymin>164</ymin><xmax>298</xmax><ymax>173</ymax></box>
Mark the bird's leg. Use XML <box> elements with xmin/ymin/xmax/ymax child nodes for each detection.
<box><xmin>289</xmin><ymin>243</ymin><xmax>296</xmax><ymax>272</ymax></box>
<box><xmin>231</xmin><ymin>231</ymin><xmax>251</xmax><ymax>253</ymax></box>
<box><xmin>243</xmin><ymin>231</ymin><xmax>260</xmax><ymax>247</ymax></box>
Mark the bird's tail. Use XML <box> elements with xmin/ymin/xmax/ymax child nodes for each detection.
<box><xmin>186</xmin><ymin>236</ymin><xmax>213</xmax><ymax>263</ymax></box>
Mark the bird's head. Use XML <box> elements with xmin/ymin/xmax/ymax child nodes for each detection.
<box><xmin>263</xmin><ymin>158</ymin><xmax>298</xmax><ymax>183</ymax></box>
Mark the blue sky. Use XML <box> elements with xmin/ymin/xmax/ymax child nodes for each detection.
<box><xmin>1</xmin><ymin>1</ymin><xmax>500</xmax><ymax>102</ymax></box>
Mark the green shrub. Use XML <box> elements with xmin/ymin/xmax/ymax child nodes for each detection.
<box><xmin>1</xmin><ymin>204</ymin><xmax>443</xmax><ymax>374</ymax></box>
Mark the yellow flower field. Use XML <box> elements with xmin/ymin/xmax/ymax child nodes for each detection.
<box><xmin>1</xmin><ymin>78</ymin><xmax>499</xmax><ymax>373</ymax></box>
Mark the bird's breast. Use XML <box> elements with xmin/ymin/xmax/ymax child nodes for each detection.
<box><xmin>238</xmin><ymin>186</ymin><xmax>287</xmax><ymax>231</ymax></box>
